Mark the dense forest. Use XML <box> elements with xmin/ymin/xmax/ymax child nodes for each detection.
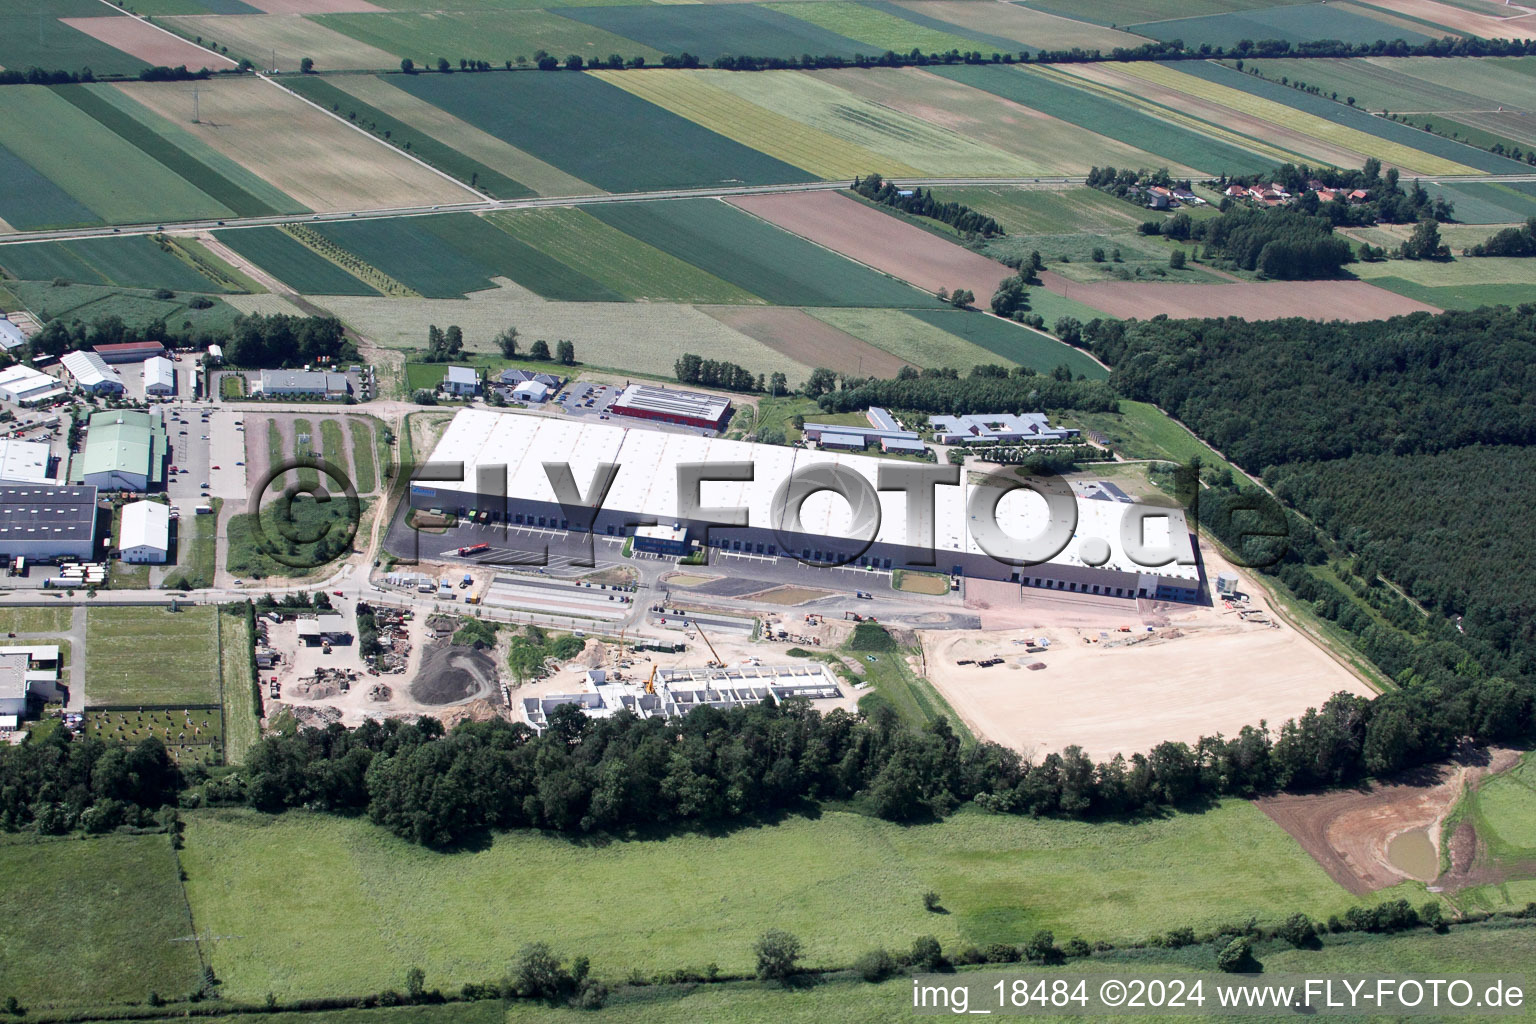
<box><xmin>814</xmin><ymin>365</ymin><xmax>1115</xmax><ymax>416</ymax></box>
<box><xmin>1466</xmin><ymin>217</ymin><xmax>1536</xmax><ymax>257</ymax></box>
<box><xmin>26</xmin><ymin>310</ymin><xmax>355</xmax><ymax>369</ymax></box>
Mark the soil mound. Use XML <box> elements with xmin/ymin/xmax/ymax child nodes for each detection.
<box><xmin>410</xmin><ymin>641</ymin><xmax>497</xmax><ymax>706</ymax></box>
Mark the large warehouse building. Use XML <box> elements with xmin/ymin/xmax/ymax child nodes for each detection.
<box><xmin>77</xmin><ymin>410</ymin><xmax>167</xmax><ymax>492</ymax></box>
<box><xmin>0</xmin><ymin>365</ymin><xmax>66</xmax><ymax>406</ymax></box>
<box><xmin>0</xmin><ymin>482</ymin><xmax>99</xmax><ymax>561</ymax></box>
<box><xmin>610</xmin><ymin>384</ymin><xmax>731</xmax><ymax>431</ymax></box>
<box><xmin>60</xmin><ymin>350</ymin><xmax>125</xmax><ymax>395</ymax></box>
<box><xmin>0</xmin><ymin>439</ymin><xmax>53</xmax><ymax>483</ymax></box>
<box><xmin>413</xmin><ymin>410</ymin><xmax>1201</xmax><ymax>600</ymax></box>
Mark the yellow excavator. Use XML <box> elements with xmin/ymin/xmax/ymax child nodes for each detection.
<box><xmin>645</xmin><ymin>662</ymin><xmax>657</xmax><ymax>694</ymax></box>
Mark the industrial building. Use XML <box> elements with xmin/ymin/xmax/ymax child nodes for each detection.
<box><xmin>0</xmin><ymin>319</ymin><xmax>26</xmax><ymax>352</ymax></box>
<box><xmin>0</xmin><ymin>439</ymin><xmax>52</xmax><ymax>483</ymax></box>
<box><xmin>60</xmin><ymin>350</ymin><xmax>126</xmax><ymax>395</ymax></box>
<box><xmin>257</xmin><ymin>369</ymin><xmax>350</xmax><ymax>399</ymax></box>
<box><xmin>0</xmin><ymin>645</ymin><xmax>65</xmax><ymax>721</ymax></box>
<box><xmin>118</xmin><ymin>500</ymin><xmax>170</xmax><ymax>563</ymax></box>
<box><xmin>0</xmin><ymin>482</ymin><xmax>99</xmax><ymax>561</ymax></box>
<box><xmin>610</xmin><ymin>384</ymin><xmax>731</xmax><ymax>431</ymax></box>
<box><xmin>802</xmin><ymin>407</ymin><xmax>926</xmax><ymax>454</ymax></box>
<box><xmin>143</xmin><ymin>356</ymin><xmax>176</xmax><ymax>397</ymax></box>
<box><xmin>92</xmin><ymin>340</ymin><xmax>165</xmax><ymax>364</ymax></box>
<box><xmin>500</xmin><ymin>369</ymin><xmax>563</xmax><ymax>389</ymax></box>
<box><xmin>929</xmin><ymin>412</ymin><xmax>1078</xmax><ymax>445</ymax></box>
<box><xmin>0</xmin><ymin>364</ymin><xmax>66</xmax><ymax>405</ymax></box>
<box><xmin>78</xmin><ymin>410</ymin><xmax>167</xmax><ymax>492</ymax></box>
<box><xmin>442</xmin><ymin>366</ymin><xmax>481</xmax><ymax>396</ymax></box>
<box><xmin>522</xmin><ymin>663</ymin><xmax>843</xmax><ymax>731</ymax></box>
<box><xmin>413</xmin><ymin>410</ymin><xmax>1202</xmax><ymax>599</ymax></box>
<box><xmin>512</xmin><ymin>379</ymin><xmax>551</xmax><ymax>403</ymax></box>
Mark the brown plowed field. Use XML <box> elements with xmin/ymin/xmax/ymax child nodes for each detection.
<box><xmin>1038</xmin><ymin>271</ymin><xmax>1440</xmax><ymax>321</ymax></box>
<box><xmin>1353</xmin><ymin>0</ymin><xmax>1536</xmax><ymax>40</ymax></box>
<box><xmin>60</xmin><ymin>17</ymin><xmax>235</xmax><ymax>69</ymax></box>
<box><xmin>1257</xmin><ymin>746</ymin><xmax>1523</xmax><ymax>896</ymax></box>
<box><xmin>700</xmin><ymin>305</ymin><xmax>910</xmax><ymax>377</ymax></box>
<box><xmin>243</xmin><ymin>0</ymin><xmax>383</xmax><ymax>12</ymax></box>
<box><xmin>726</xmin><ymin>191</ymin><xmax>1016</xmax><ymax>301</ymax></box>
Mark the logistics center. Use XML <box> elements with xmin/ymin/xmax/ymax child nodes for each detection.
<box><xmin>412</xmin><ymin>410</ymin><xmax>1202</xmax><ymax>601</ymax></box>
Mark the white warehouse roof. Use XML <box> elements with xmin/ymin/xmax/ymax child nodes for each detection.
<box><xmin>0</xmin><ymin>440</ymin><xmax>51</xmax><ymax>482</ymax></box>
<box><xmin>60</xmin><ymin>350</ymin><xmax>123</xmax><ymax>389</ymax></box>
<box><xmin>143</xmin><ymin>356</ymin><xmax>176</xmax><ymax>392</ymax></box>
<box><xmin>0</xmin><ymin>365</ymin><xmax>65</xmax><ymax>404</ymax></box>
<box><xmin>0</xmin><ymin>320</ymin><xmax>26</xmax><ymax>350</ymax></box>
<box><xmin>423</xmin><ymin>410</ymin><xmax>1197</xmax><ymax>579</ymax></box>
<box><xmin>119</xmin><ymin>500</ymin><xmax>170</xmax><ymax>553</ymax></box>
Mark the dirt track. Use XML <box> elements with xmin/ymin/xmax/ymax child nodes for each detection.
<box><xmin>1039</xmin><ymin>272</ymin><xmax>1441</xmax><ymax>321</ymax></box>
<box><xmin>1257</xmin><ymin>746</ymin><xmax>1523</xmax><ymax>895</ymax></box>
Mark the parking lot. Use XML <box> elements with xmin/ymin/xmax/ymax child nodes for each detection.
<box><xmin>162</xmin><ymin>403</ymin><xmax>249</xmax><ymax>507</ymax></box>
<box><xmin>555</xmin><ymin>381</ymin><xmax>619</xmax><ymax>421</ymax></box>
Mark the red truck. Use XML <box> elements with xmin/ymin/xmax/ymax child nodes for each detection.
<box><xmin>456</xmin><ymin>543</ymin><xmax>490</xmax><ymax>557</ymax></box>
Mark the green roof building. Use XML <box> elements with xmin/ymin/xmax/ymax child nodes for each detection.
<box><xmin>74</xmin><ymin>410</ymin><xmax>167</xmax><ymax>492</ymax></box>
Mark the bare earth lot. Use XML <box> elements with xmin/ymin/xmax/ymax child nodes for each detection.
<box><xmin>61</xmin><ymin>17</ymin><xmax>235</xmax><ymax>69</ymax></box>
<box><xmin>1040</xmin><ymin>272</ymin><xmax>1441</xmax><ymax>320</ymax></box>
<box><xmin>1352</xmin><ymin>0</ymin><xmax>1536</xmax><ymax>39</ymax></box>
<box><xmin>727</xmin><ymin>190</ymin><xmax>1016</xmax><ymax>301</ymax></box>
<box><xmin>700</xmin><ymin>305</ymin><xmax>910</xmax><ymax>377</ymax></box>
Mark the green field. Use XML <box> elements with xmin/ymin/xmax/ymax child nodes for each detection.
<box><xmin>1022</xmin><ymin>0</ymin><xmax>1298</xmax><ymax>25</ymax></box>
<box><xmin>391</xmin><ymin>71</ymin><xmax>809</xmax><ymax>192</ymax></box>
<box><xmin>220</xmin><ymin>607</ymin><xmax>260</xmax><ymax>763</ymax></box>
<box><xmin>588</xmin><ymin>198</ymin><xmax>941</xmax><ymax>307</ymax></box>
<box><xmin>1466</xmin><ymin>752</ymin><xmax>1536</xmax><ymax>866</ymax></box>
<box><xmin>807</xmin><ymin>307</ymin><xmax>1000</xmax><ymax>369</ymax></box>
<box><xmin>0</xmin><ymin>85</ymin><xmax>233</xmax><ymax>225</ymax></box>
<box><xmin>214</xmin><ymin>227</ymin><xmax>379</xmax><ymax>296</ymax></box>
<box><xmin>0</xmin><ymin>606</ymin><xmax>73</xmax><ymax>634</ymax></box>
<box><xmin>6</xmin><ymin>280</ymin><xmax>244</xmax><ymax>337</ymax></box>
<box><xmin>1350</xmin><ymin>255</ymin><xmax>1536</xmax><ymax>310</ymax></box>
<box><xmin>164</xmin><ymin>497</ymin><xmax>219</xmax><ymax>591</ymax></box>
<box><xmin>487</xmin><ymin>207</ymin><xmax>760</xmax><ymax>303</ymax></box>
<box><xmin>1427</xmin><ymin>180</ymin><xmax>1536</xmax><ymax>224</ymax></box>
<box><xmin>180</xmin><ymin>801</ymin><xmax>1394</xmax><ymax>1001</ymax></box>
<box><xmin>904</xmin><ymin>308</ymin><xmax>1108</xmax><ymax>378</ymax></box>
<box><xmin>765</xmin><ymin>1</ymin><xmax>996</xmax><ymax>54</ymax></box>
<box><xmin>56</xmin><ymin>84</ymin><xmax>295</xmax><ymax>219</ymax></box>
<box><xmin>942</xmin><ymin>186</ymin><xmax>1147</xmax><ymax>235</ymax></box>
<box><xmin>226</xmin><ymin>496</ymin><xmax>365</xmax><ymax>580</ymax></box>
<box><xmin>556</xmin><ymin>3</ymin><xmax>865</xmax><ymax>62</ymax></box>
<box><xmin>349</xmin><ymin>418</ymin><xmax>378</xmax><ymax>493</ymax></box>
<box><xmin>1062</xmin><ymin>399</ymin><xmax>1238</xmax><ymax>476</ymax></box>
<box><xmin>0</xmin><ymin>833</ymin><xmax>201</xmax><ymax>1009</ymax></box>
<box><xmin>929</xmin><ymin>65</ymin><xmax>1275</xmax><ymax>176</ymax></box>
<box><xmin>0</xmin><ymin>140</ymin><xmax>101</xmax><ymax>230</ymax></box>
<box><xmin>84</xmin><ymin>604</ymin><xmax>221</xmax><ymax>706</ymax></box>
<box><xmin>85</xmin><ymin>706</ymin><xmax>224</xmax><ymax>766</ymax></box>
<box><xmin>282</xmin><ymin>76</ymin><xmax>531</xmax><ymax>199</ymax></box>
<box><xmin>0</xmin><ymin>235</ymin><xmax>225</xmax><ymax>292</ymax></box>
<box><xmin>1238</xmin><ymin>57</ymin><xmax>1493</xmax><ymax>117</ymax></box>
<box><xmin>1130</xmin><ymin>2</ymin><xmax>1431</xmax><ymax>46</ymax></box>
<box><xmin>314</xmin><ymin>9</ymin><xmax>665</xmax><ymax>68</ymax></box>
<box><xmin>0</xmin><ymin>5</ymin><xmax>149</xmax><ymax>79</ymax></box>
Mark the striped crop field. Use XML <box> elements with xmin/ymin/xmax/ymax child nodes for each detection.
<box><xmin>1129</xmin><ymin>2</ymin><xmax>1432</xmax><ymax>48</ymax></box>
<box><xmin>160</xmin><ymin>14</ymin><xmax>402</xmax><ymax>73</ymax></box>
<box><xmin>0</xmin><ymin>141</ymin><xmax>100</xmax><ymax>231</ymax></box>
<box><xmin>1019</xmin><ymin>0</ymin><xmax>1286</xmax><ymax>26</ymax></box>
<box><xmin>936</xmin><ymin>186</ymin><xmax>1150</xmax><ymax>235</ymax></box>
<box><xmin>555</xmin><ymin>4</ymin><xmax>866</xmax><ymax>62</ymax></box>
<box><xmin>807</xmin><ymin>306</ymin><xmax>1019</xmax><ymax>371</ymax></box>
<box><xmin>762</xmin><ymin>1</ymin><xmax>992</xmax><ymax>54</ymax></box>
<box><xmin>897</xmin><ymin>0</ymin><xmax>1152</xmax><ymax>52</ymax></box>
<box><xmin>1083</xmin><ymin>62</ymin><xmax>1483</xmax><ymax>176</ymax></box>
<box><xmin>0</xmin><ymin>236</ymin><xmax>226</xmax><ymax>292</ymax></box>
<box><xmin>586</xmin><ymin>69</ymin><xmax>921</xmax><ymax>179</ymax></box>
<box><xmin>693</xmin><ymin>69</ymin><xmax>1046</xmax><ymax>176</ymax></box>
<box><xmin>486</xmin><ymin>208</ymin><xmax>760</xmax><ymax>304</ymax></box>
<box><xmin>0</xmin><ymin>86</ymin><xmax>233</xmax><ymax>225</ymax></box>
<box><xmin>215</xmin><ymin>227</ymin><xmax>381</xmax><ymax>296</ymax></box>
<box><xmin>312</xmin><ymin>10</ymin><xmax>666</xmax><ymax>68</ymax></box>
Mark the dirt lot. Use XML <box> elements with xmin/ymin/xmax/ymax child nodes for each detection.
<box><xmin>700</xmin><ymin>305</ymin><xmax>910</xmax><ymax>377</ymax></box>
<box><xmin>61</xmin><ymin>17</ymin><xmax>235</xmax><ymax>69</ymax></box>
<box><xmin>1353</xmin><ymin>0</ymin><xmax>1536</xmax><ymax>39</ymax></box>
<box><xmin>410</xmin><ymin>640</ymin><xmax>497</xmax><ymax>705</ymax></box>
<box><xmin>1258</xmin><ymin>746</ymin><xmax>1524</xmax><ymax>895</ymax></box>
<box><xmin>115</xmin><ymin>77</ymin><xmax>472</xmax><ymax>211</ymax></box>
<box><xmin>725</xmin><ymin>191</ymin><xmax>1017</xmax><ymax>302</ymax></box>
<box><xmin>1040</xmin><ymin>272</ymin><xmax>1440</xmax><ymax>321</ymax></box>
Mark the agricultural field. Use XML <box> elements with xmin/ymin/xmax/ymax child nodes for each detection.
<box><xmin>1352</xmin><ymin>0</ymin><xmax>1536</xmax><ymax>40</ymax></box>
<box><xmin>312</xmin><ymin>213</ymin><xmax>623</xmax><ymax>300</ymax></box>
<box><xmin>1427</xmin><ymin>179</ymin><xmax>1536</xmax><ymax>224</ymax></box>
<box><xmin>312</xmin><ymin>9</ymin><xmax>666</xmax><ymax>67</ymax></box>
<box><xmin>314</xmin><ymin>288</ymin><xmax>809</xmax><ymax>379</ymax></box>
<box><xmin>1349</xmin><ymin>254</ymin><xmax>1536</xmax><ymax>310</ymax></box>
<box><xmin>903</xmin><ymin>308</ymin><xmax>1107</xmax><ymax>378</ymax></box>
<box><xmin>1459</xmin><ymin>752</ymin><xmax>1536</xmax><ymax>894</ymax></box>
<box><xmin>84</xmin><ymin>706</ymin><xmax>224</xmax><ymax>766</ymax></box>
<box><xmin>0</xmin><ymin>834</ymin><xmax>201</xmax><ymax>1010</ymax></box>
<box><xmin>761</xmin><ymin>1</ymin><xmax>1002</xmax><ymax>55</ymax></box>
<box><xmin>4</xmin><ymin>280</ymin><xmax>244</xmax><ymax>336</ymax></box>
<box><xmin>588</xmin><ymin>68</ymin><xmax>922</xmax><ymax>179</ymax></box>
<box><xmin>392</xmin><ymin>71</ymin><xmax>809</xmax><ymax>191</ymax></box>
<box><xmin>0</xmin><ymin>235</ymin><xmax>226</xmax><ymax>292</ymax></box>
<box><xmin>0</xmin><ymin>606</ymin><xmax>73</xmax><ymax>634</ymax></box>
<box><xmin>898</xmin><ymin>0</ymin><xmax>1152</xmax><ymax>51</ymax></box>
<box><xmin>917</xmin><ymin>185</ymin><xmax>1149</xmax><ymax>236</ymax></box>
<box><xmin>982</xmin><ymin>229</ymin><xmax>1229</xmax><ymax>286</ymax></box>
<box><xmin>0</xmin><ymin>2</ymin><xmax>149</xmax><ymax>79</ymax></box>
<box><xmin>160</xmin><ymin>13</ymin><xmax>402</xmax><ymax>72</ymax></box>
<box><xmin>60</xmin><ymin>14</ymin><xmax>234</xmax><ymax>71</ymax></box>
<box><xmin>0</xmin><ymin>141</ymin><xmax>101</xmax><ymax>231</ymax></box>
<box><xmin>555</xmin><ymin>4</ymin><xmax>864</xmax><ymax>62</ymax></box>
<box><xmin>283</xmin><ymin>76</ymin><xmax>531</xmax><ymax>198</ymax></box>
<box><xmin>1037</xmin><ymin>270</ymin><xmax>1439</xmax><ymax>321</ymax></box>
<box><xmin>321</xmin><ymin>74</ymin><xmax>597</xmax><ymax>196</ymax></box>
<box><xmin>220</xmin><ymin>608</ymin><xmax>260</xmax><ymax>763</ymax></box>
<box><xmin>84</xmin><ymin>604</ymin><xmax>221</xmax><ymax>706</ymax></box>
<box><xmin>807</xmin><ymin>306</ymin><xmax>1003</xmax><ymax>370</ymax></box>
<box><xmin>349</xmin><ymin>417</ymin><xmax>379</xmax><ymax>493</ymax></box>
<box><xmin>181</xmin><ymin>802</ymin><xmax>1391</xmax><ymax>1001</ymax></box>
<box><xmin>814</xmin><ymin>66</ymin><xmax>1172</xmax><ymax>174</ymax></box>
<box><xmin>1019</xmin><ymin>0</ymin><xmax>1288</xmax><ymax>26</ymax></box>
<box><xmin>589</xmin><ymin>197</ymin><xmax>942</xmax><ymax>307</ymax></box>
<box><xmin>929</xmin><ymin>65</ymin><xmax>1277</xmax><ymax>176</ymax></box>
<box><xmin>214</xmin><ymin>226</ymin><xmax>380</xmax><ymax>295</ymax></box>
<box><xmin>699</xmin><ymin>305</ymin><xmax>910</xmax><ymax>377</ymax></box>
<box><xmin>116</xmin><ymin>77</ymin><xmax>475</xmax><ymax>213</ymax></box>
<box><xmin>488</xmin><ymin>208</ymin><xmax>760</xmax><ymax>303</ymax></box>
<box><xmin>1170</xmin><ymin>60</ymin><xmax>1526</xmax><ymax>174</ymax></box>
<box><xmin>0</xmin><ymin>85</ymin><xmax>234</xmax><ymax>225</ymax></box>
<box><xmin>1130</xmin><ymin>1</ymin><xmax>1432</xmax><ymax>47</ymax></box>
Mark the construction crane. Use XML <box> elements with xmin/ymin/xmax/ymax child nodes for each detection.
<box><xmin>645</xmin><ymin>662</ymin><xmax>657</xmax><ymax>694</ymax></box>
<box><xmin>688</xmin><ymin>618</ymin><xmax>724</xmax><ymax>668</ymax></box>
